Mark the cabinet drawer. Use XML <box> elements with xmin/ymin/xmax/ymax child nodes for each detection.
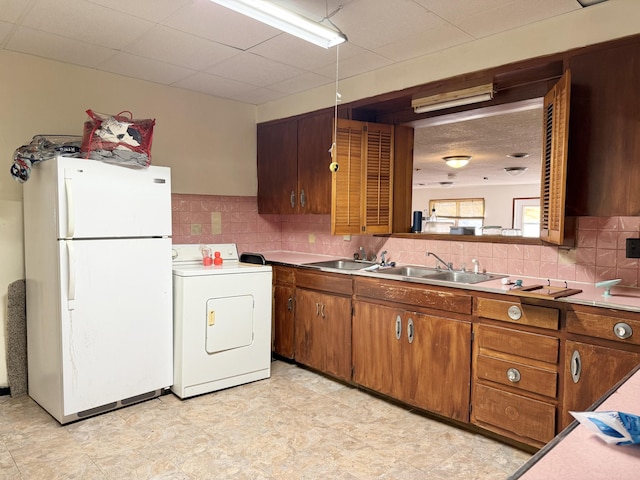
<box><xmin>296</xmin><ymin>270</ymin><xmax>352</xmax><ymax>295</ymax></box>
<box><xmin>476</xmin><ymin>297</ymin><xmax>559</xmax><ymax>330</ymax></box>
<box><xmin>473</xmin><ymin>384</ymin><xmax>556</xmax><ymax>445</ymax></box>
<box><xmin>354</xmin><ymin>277</ymin><xmax>472</xmax><ymax>314</ymax></box>
<box><xmin>567</xmin><ymin>310</ymin><xmax>640</xmax><ymax>346</ymax></box>
<box><xmin>476</xmin><ymin>324</ymin><xmax>559</xmax><ymax>363</ymax></box>
<box><xmin>273</xmin><ymin>266</ymin><xmax>295</xmax><ymax>284</ymax></box>
<box><xmin>476</xmin><ymin>355</ymin><xmax>557</xmax><ymax>398</ymax></box>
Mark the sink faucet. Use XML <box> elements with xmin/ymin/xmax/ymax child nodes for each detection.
<box><xmin>359</xmin><ymin>246</ymin><xmax>366</xmax><ymax>261</ymax></box>
<box><xmin>380</xmin><ymin>250</ymin><xmax>388</xmax><ymax>265</ymax></box>
<box><xmin>426</xmin><ymin>251</ymin><xmax>453</xmax><ymax>271</ymax></box>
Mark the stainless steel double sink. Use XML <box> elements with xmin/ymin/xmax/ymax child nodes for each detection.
<box><xmin>303</xmin><ymin>259</ymin><xmax>505</xmax><ymax>284</ymax></box>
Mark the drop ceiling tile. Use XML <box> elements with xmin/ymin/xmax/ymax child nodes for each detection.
<box><xmin>21</xmin><ymin>0</ymin><xmax>154</xmax><ymax>49</ymax></box>
<box><xmin>0</xmin><ymin>0</ymin><xmax>32</xmax><ymax>23</ymax></box>
<box><xmin>0</xmin><ymin>20</ymin><xmax>13</xmax><ymax>43</ymax></box>
<box><xmin>124</xmin><ymin>25</ymin><xmax>240</xmax><ymax>71</ymax></box>
<box><xmin>173</xmin><ymin>71</ymin><xmax>257</xmax><ymax>99</ymax></box>
<box><xmin>6</xmin><ymin>26</ymin><xmax>115</xmax><ymax>67</ymax></box>
<box><xmin>98</xmin><ymin>51</ymin><xmax>196</xmax><ymax>86</ymax></box>
<box><xmin>206</xmin><ymin>52</ymin><xmax>304</xmax><ymax>88</ymax></box>
<box><xmin>249</xmin><ymin>34</ymin><xmax>343</xmax><ymax>71</ymax></box>
<box><xmin>417</xmin><ymin>0</ymin><xmax>581</xmax><ymax>38</ymax></box>
<box><xmin>313</xmin><ymin>47</ymin><xmax>393</xmax><ymax>80</ymax></box>
<box><xmin>228</xmin><ymin>86</ymin><xmax>288</xmax><ymax>105</ymax></box>
<box><xmin>373</xmin><ymin>19</ymin><xmax>472</xmax><ymax>62</ymax></box>
<box><xmin>269</xmin><ymin>71</ymin><xmax>334</xmax><ymax>96</ymax></box>
<box><xmin>87</xmin><ymin>0</ymin><xmax>191</xmax><ymax>23</ymax></box>
<box><xmin>332</xmin><ymin>0</ymin><xmax>438</xmax><ymax>50</ymax></box>
<box><xmin>163</xmin><ymin>1</ymin><xmax>279</xmax><ymax>50</ymax></box>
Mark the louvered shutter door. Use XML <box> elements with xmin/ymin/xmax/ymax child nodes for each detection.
<box><xmin>364</xmin><ymin>124</ymin><xmax>394</xmax><ymax>234</ymax></box>
<box><xmin>332</xmin><ymin>119</ymin><xmax>364</xmax><ymax>235</ymax></box>
<box><xmin>540</xmin><ymin>70</ymin><xmax>571</xmax><ymax>244</ymax></box>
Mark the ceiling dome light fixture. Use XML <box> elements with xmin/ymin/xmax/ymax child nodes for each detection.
<box><xmin>443</xmin><ymin>155</ymin><xmax>471</xmax><ymax>168</ymax></box>
<box><xmin>507</xmin><ymin>152</ymin><xmax>530</xmax><ymax>159</ymax></box>
<box><xmin>504</xmin><ymin>167</ymin><xmax>528</xmax><ymax>176</ymax></box>
<box><xmin>439</xmin><ymin>181</ymin><xmax>454</xmax><ymax>188</ymax></box>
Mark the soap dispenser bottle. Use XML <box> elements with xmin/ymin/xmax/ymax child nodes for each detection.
<box><xmin>429</xmin><ymin>208</ymin><xmax>437</xmax><ymax>222</ymax></box>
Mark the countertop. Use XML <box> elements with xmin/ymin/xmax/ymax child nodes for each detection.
<box><xmin>261</xmin><ymin>250</ymin><xmax>640</xmax><ymax>313</ymax></box>
<box><xmin>510</xmin><ymin>365</ymin><xmax>640</xmax><ymax>479</ymax></box>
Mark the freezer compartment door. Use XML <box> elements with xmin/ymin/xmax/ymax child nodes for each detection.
<box><xmin>59</xmin><ymin>237</ymin><xmax>172</xmax><ymax>416</ymax></box>
<box><xmin>55</xmin><ymin>157</ymin><xmax>171</xmax><ymax>238</ymax></box>
<box><xmin>205</xmin><ymin>295</ymin><xmax>254</xmax><ymax>354</ymax></box>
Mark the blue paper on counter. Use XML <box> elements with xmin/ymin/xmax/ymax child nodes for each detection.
<box><xmin>570</xmin><ymin>411</ymin><xmax>640</xmax><ymax>445</ymax></box>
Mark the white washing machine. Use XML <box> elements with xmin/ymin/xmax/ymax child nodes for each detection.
<box><xmin>171</xmin><ymin>244</ymin><xmax>272</xmax><ymax>399</ymax></box>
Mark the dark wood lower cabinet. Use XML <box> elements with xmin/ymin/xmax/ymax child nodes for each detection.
<box><xmin>561</xmin><ymin>340</ymin><xmax>640</xmax><ymax>430</ymax></box>
<box><xmin>353</xmin><ymin>301</ymin><xmax>472</xmax><ymax>422</ymax></box>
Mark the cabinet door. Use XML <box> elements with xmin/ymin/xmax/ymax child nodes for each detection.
<box><xmin>297</xmin><ymin>112</ymin><xmax>333</xmax><ymax>214</ymax></box>
<box><xmin>294</xmin><ymin>289</ymin><xmax>324</xmax><ymax>371</ymax></box>
<box><xmin>273</xmin><ymin>283</ymin><xmax>295</xmax><ymax>359</ymax></box>
<box><xmin>257</xmin><ymin>119</ymin><xmax>298</xmax><ymax>214</ymax></box>
<box><xmin>562</xmin><ymin>340</ymin><xmax>640</xmax><ymax>429</ymax></box>
<box><xmin>403</xmin><ymin>312</ymin><xmax>472</xmax><ymax>422</ymax></box>
<box><xmin>352</xmin><ymin>302</ymin><xmax>404</xmax><ymax>399</ymax></box>
<box><xmin>332</xmin><ymin>119</ymin><xmax>364</xmax><ymax>235</ymax></box>
<box><xmin>332</xmin><ymin>119</ymin><xmax>394</xmax><ymax>235</ymax></box>
<box><xmin>322</xmin><ymin>293</ymin><xmax>352</xmax><ymax>382</ymax></box>
<box><xmin>540</xmin><ymin>69</ymin><xmax>571</xmax><ymax>245</ymax></box>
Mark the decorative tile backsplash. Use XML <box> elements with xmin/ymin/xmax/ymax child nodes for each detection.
<box><xmin>172</xmin><ymin>194</ymin><xmax>640</xmax><ymax>287</ymax></box>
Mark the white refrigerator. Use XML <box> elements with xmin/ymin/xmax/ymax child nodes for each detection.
<box><xmin>23</xmin><ymin>156</ymin><xmax>173</xmax><ymax>424</ymax></box>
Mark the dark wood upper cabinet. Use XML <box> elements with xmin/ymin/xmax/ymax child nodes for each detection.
<box><xmin>566</xmin><ymin>37</ymin><xmax>640</xmax><ymax>216</ymax></box>
<box><xmin>257</xmin><ymin>110</ymin><xmax>333</xmax><ymax>214</ymax></box>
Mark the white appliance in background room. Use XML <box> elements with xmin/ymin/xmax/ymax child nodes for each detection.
<box><xmin>23</xmin><ymin>156</ymin><xmax>173</xmax><ymax>424</ymax></box>
<box><xmin>171</xmin><ymin>244</ymin><xmax>272</xmax><ymax>399</ymax></box>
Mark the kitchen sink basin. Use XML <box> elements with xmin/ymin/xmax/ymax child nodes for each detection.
<box><xmin>422</xmin><ymin>271</ymin><xmax>504</xmax><ymax>284</ymax></box>
<box><xmin>382</xmin><ymin>265</ymin><xmax>505</xmax><ymax>284</ymax></box>
<box><xmin>303</xmin><ymin>259</ymin><xmax>372</xmax><ymax>270</ymax></box>
<box><xmin>381</xmin><ymin>266</ymin><xmax>438</xmax><ymax>277</ymax></box>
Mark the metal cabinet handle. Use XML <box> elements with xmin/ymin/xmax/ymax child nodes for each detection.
<box><xmin>287</xmin><ymin>297</ymin><xmax>293</xmax><ymax>312</ymax></box>
<box><xmin>506</xmin><ymin>368</ymin><xmax>521</xmax><ymax>383</ymax></box>
<box><xmin>613</xmin><ymin>322</ymin><xmax>633</xmax><ymax>339</ymax></box>
<box><xmin>290</xmin><ymin>190</ymin><xmax>296</xmax><ymax>208</ymax></box>
<box><xmin>570</xmin><ymin>350</ymin><xmax>581</xmax><ymax>383</ymax></box>
<box><xmin>395</xmin><ymin>315</ymin><xmax>402</xmax><ymax>340</ymax></box>
<box><xmin>507</xmin><ymin>305</ymin><xmax>522</xmax><ymax>321</ymax></box>
<box><xmin>320</xmin><ymin>303</ymin><xmax>325</xmax><ymax>319</ymax></box>
<box><xmin>300</xmin><ymin>189</ymin><xmax>306</xmax><ymax>208</ymax></box>
<box><xmin>407</xmin><ymin>318</ymin><xmax>414</xmax><ymax>344</ymax></box>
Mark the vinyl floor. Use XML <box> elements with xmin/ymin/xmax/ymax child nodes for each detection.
<box><xmin>0</xmin><ymin>360</ymin><xmax>531</xmax><ymax>479</ymax></box>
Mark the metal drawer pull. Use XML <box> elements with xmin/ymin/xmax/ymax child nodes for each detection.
<box><xmin>395</xmin><ymin>315</ymin><xmax>402</xmax><ymax>340</ymax></box>
<box><xmin>613</xmin><ymin>322</ymin><xmax>633</xmax><ymax>339</ymax></box>
<box><xmin>287</xmin><ymin>297</ymin><xmax>293</xmax><ymax>312</ymax></box>
<box><xmin>506</xmin><ymin>368</ymin><xmax>521</xmax><ymax>383</ymax></box>
<box><xmin>570</xmin><ymin>350</ymin><xmax>581</xmax><ymax>383</ymax></box>
<box><xmin>290</xmin><ymin>190</ymin><xmax>296</xmax><ymax>208</ymax></box>
<box><xmin>407</xmin><ymin>318</ymin><xmax>414</xmax><ymax>344</ymax></box>
<box><xmin>507</xmin><ymin>305</ymin><xmax>522</xmax><ymax>321</ymax></box>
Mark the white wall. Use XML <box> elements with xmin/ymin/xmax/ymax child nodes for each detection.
<box><xmin>413</xmin><ymin>184</ymin><xmax>540</xmax><ymax>229</ymax></box>
<box><xmin>0</xmin><ymin>51</ymin><xmax>257</xmax><ymax>387</ymax></box>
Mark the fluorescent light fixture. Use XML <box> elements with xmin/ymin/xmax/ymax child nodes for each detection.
<box><xmin>412</xmin><ymin>83</ymin><xmax>494</xmax><ymax>114</ymax></box>
<box><xmin>443</xmin><ymin>155</ymin><xmax>471</xmax><ymax>168</ymax></box>
<box><xmin>211</xmin><ymin>0</ymin><xmax>346</xmax><ymax>48</ymax></box>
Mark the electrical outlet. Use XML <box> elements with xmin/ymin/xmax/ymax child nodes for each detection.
<box><xmin>626</xmin><ymin>238</ymin><xmax>640</xmax><ymax>258</ymax></box>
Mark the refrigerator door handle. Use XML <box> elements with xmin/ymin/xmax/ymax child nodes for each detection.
<box><xmin>64</xmin><ymin>177</ymin><xmax>75</xmax><ymax>238</ymax></box>
<box><xmin>66</xmin><ymin>241</ymin><xmax>76</xmax><ymax>310</ymax></box>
